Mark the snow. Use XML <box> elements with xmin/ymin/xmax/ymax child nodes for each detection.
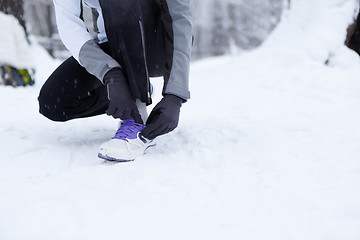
<box><xmin>1</xmin><ymin>0</ymin><xmax>360</xmax><ymax>239</ymax></box>
<box><xmin>0</xmin><ymin>12</ymin><xmax>36</xmax><ymax>69</ymax></box>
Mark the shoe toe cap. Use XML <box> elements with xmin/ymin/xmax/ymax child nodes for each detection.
<box><xmin>99</xmin><ymin>139</ymin><xmax>142</xmax><ymax>160</ymax></box>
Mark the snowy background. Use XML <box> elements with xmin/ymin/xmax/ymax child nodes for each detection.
<box><xmin>1</xmin><ymin>0</ymin><xmax>360</xmax><ymax>239</ymax></box>
<box><xmin>18</xmin><ymin>0</ymin><xmax>284</xmax><ymax>60</ymax></box>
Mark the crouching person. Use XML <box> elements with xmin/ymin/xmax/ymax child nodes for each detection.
<box><xmin>38</xmin><ymin>0</ymin><xmax>192</xmax><ymax>162</ymax></box>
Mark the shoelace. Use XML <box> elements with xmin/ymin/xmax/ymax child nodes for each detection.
<box><xmin>112</xmin><ymin>119</ymin><xmax>145</xmax><ymax>141</ymax></box>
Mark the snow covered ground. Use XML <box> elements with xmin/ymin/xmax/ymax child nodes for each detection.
<box><xmin>1</xmin><ymin>0</ymin><xmax>360</xmax><ymax>239</ymax></box>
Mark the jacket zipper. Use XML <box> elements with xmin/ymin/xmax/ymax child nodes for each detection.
<box><xmin>139</xmin><ymin>20</ymin><xmax>152</xmax><ymax>105</ymax></box>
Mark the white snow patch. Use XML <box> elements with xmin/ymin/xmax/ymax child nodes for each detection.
<box><xmin>1</xmin><ymin>0</ymin><xmax>360</xmax><ymax>239</ymax></box>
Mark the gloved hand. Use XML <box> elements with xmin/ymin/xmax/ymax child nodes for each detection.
<box><xmin>103</xmin><ymin>68</ymin><xmax>143</xmax><ymax>124</ymax></box>
<box><xmin>141</xmin><ymin>94</ymin><xmax>183</xmax><ymax>139</ymax></box>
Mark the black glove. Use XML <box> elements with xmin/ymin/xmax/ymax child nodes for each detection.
<box><xmin>103</xmin><ymin>68</ymin><xmax>143</xmax><ymax>123</ymax></box>
<box><xmin>141</xmin><ymin>94</ymin><xmax>183</xmax><ymax>139</ymax></box>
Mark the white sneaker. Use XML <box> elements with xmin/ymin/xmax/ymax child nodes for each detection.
<box><xmin>98</xmin><ymin>119</ymin><xmax>156</xmax><ymax>162</ymax></box>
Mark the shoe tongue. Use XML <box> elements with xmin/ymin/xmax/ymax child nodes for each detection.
<box><xmin>123</xmin><ymin>119</ymin><xmax>145</xmax><ymax>129</ymax></box>
<box><xmin>113</xmin><ymin>119</ymin><xmax>145</xmax><ymax>140</ymax></box>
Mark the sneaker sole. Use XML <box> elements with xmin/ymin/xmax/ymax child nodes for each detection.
<box><xmin>97</xmin><ymin>153</ymin><xmax>135</xmax><ymax>162</ymax></box>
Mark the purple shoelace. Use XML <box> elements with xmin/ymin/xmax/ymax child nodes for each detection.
<box><xmin>112</xmin><ymin>119</ymin><xmax>145</xmax><ymax>141</ymax></box>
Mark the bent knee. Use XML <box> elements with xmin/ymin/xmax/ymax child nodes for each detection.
<box><xmin>38</xmin><ymin>93</ymin><xmax>68</xmax><ymax>122</ymax></box>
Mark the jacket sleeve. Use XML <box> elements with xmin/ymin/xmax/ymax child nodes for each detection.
<box><xmin>162</xmin><ymin>0</ymin><xmax>192</xmax><ymax>101</ymax></box>
<box><xmin>53</xmin><ymin>0</ymin><xmax>120</xmax><ymax>81</ymax></box>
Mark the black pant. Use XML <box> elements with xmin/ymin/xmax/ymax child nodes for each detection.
<box><xmin>38</xmin><ymin>43</ymin><xmax>110</xmax><ymax>122</ymax></box>
<box><xmin>38</xmin><ymin>0</ymin><xmax>166</xmax><ymax>122</ymax></box>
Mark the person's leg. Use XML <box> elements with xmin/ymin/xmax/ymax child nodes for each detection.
<box><xmin>140</xmin><ymin>0</ymin><xmax>166</xmax><ymax>77</ymax></box>
<box><xmin>99</xmin><ymin>0</ymin><xmax>166</xmax><ymax>105</ymax></box>
<box><xmin>38</xmin><ymin>56</ymin><xmax>109</xmax><ymax>122</ymax></box>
